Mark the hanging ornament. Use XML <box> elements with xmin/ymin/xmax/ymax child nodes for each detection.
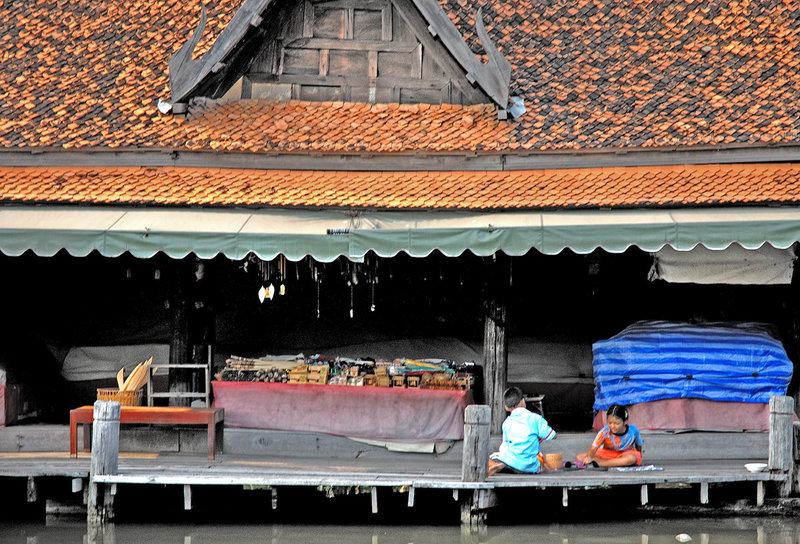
<box><xmin>279</xmin><ymin>284</ymin><xmax>286</xmax><ymax>296</ymax></box>
<box><xmin>268</xmin><ymin>283</ymin><xmax>275</xmax><ymax>300</ymax></box>
<box><xmin>370</xmin><ymin>282</ymin><xmax>375</xmax><ymax>312</ymax></box>
<box><xmin>258</xmin><ymin>285</ymin><xmax>267</xmax><ymax>303</ymax></box>
<box><xmin>315</xmin><ymin>264</ymin><xmax>321</xmax><ymax>319</ymax></box>
<box><xmin>349</xmin><ymin>279</ymin><xmax>354</xmax><ymax>319</ymax></box>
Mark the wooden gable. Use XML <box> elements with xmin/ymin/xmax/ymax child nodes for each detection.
<box><xmin>218</xmin><ymin>0</ymin><xmax>491</xmax><ymax>106</ymax></box>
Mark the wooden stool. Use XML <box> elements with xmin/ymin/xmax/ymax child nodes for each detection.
<box><xmin>524</xmin><ymin>395</ymin><xmax>545</xmax><ymax>416</ymax></box>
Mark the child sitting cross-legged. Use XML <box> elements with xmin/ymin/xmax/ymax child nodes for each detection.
<box><xmin>576</xmin><ymin>404</ymin><xmax>643</xmax><ymax>468</ymax></box>
<box><xmin>487</xmin><ymin>386</ymin><xmax>556</xmax><ymax>476</ymax></box>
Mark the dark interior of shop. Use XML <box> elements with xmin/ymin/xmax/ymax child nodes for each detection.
<box><xmin>0</xmin><ymin>247</ymin><xmax>796</xmax><ymax>429</ymax></box>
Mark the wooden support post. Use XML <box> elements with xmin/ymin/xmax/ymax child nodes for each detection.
<box><xmin>757</xmin><ymin>480</ymin><xmax>765</xmax><ymax>506</ymax></box>
<box><xmin>769</xmin><ymin>395</ymin><xmax>795</xmax><ymax>497</ymax></box>
<box><xmin>699</xmin><ymin>481</ymin><xmax>709</xmax><ymax>504</ymax></box>
<box><xmin>184</xmin><ymin>484</ymin><xmax>192</xmax><ymax>510</ymax></box>
<box><xmin>562</xmin><ymin>487</ymin><xmax>568</xmax><ymax>507</ymax></box>
<box><xmin>769</xmin><ymin>396</ymin><xmax>794</xmax><ymax>472</ymax></box>
<box><xmin>271</xmin><ymin>487</ymin><xmax>278</xmax><ymax>510</ymax></box>
<box><xmin>169</xmin><ymin>260</ymin><xmax>191</xmax><ymax>405</ymax></box>
<box><xmin>483</xmin><ymin>254</ymin><xmax>509</xmax><ymax>433</ymax></box>
<box><xmin>407</xmin><ymin>486</ymin><xmax>415</xmax><ymax>507</ymax></box>
<box><xmin>72</xmin><ymin>478</ymin><xmax>83</xmax><ymax>493</ymax></box>
<box><xmin>27</xmin><ymin>476</ymin><xmax>37</xmax><ymax>503</ymax></box>
<box><xmin>640</xmin><ymin>484</ymin><xmax>648</xmax><ymax>506</ymax></box>
<box><xmin>459</xmin><ymin>492</ymin><xmax>487</xmax><ymax>538</ymax></box>
<box><xmin>370</xmin><ymin>487</ymin><xmax>378</xmax><ymax>514</ymax></box>
<box><xmin>475</xmin><ymin>489</ymin><xmax>498</xmax><ymax>509</ymax></box>
<box><xmin>462</xmin><ymin>405</ymin><xmax>491</xmax><ymax>482</ymax></box>
<box><xmin>88</xmin><ymin>400</ymin><xmax>120</xmax><ymax>532</ymax></box>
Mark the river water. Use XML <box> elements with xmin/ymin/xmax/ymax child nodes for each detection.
<box><xmin>3</xmin><ymin>518</ymin><xmax>800</xmax><ymax>544</ymax></box>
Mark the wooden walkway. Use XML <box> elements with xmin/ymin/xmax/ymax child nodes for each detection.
<box><xmin>0</xmin><ymin>451</ymin><xmax>783</xmax><ymax>512</ymax></box>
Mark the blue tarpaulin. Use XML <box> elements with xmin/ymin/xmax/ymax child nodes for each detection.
<box><xmin>592</xmin><ymin>321</ymin><xmax>793</xmax><ymax>410</ymax></box>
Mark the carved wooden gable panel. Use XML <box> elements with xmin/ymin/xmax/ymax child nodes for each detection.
<box><xmin>225</xmin><ymin>0</ymin><xmax>487</xmax><ymax>105</ymax></box>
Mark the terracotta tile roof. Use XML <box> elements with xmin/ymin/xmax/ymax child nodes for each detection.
<box><xmin>441</xmin><ymin>0</ymin><xmax>800</xmax><ymax>149</ymax></box>
<box><xmin>0</xmin><ymin>0</ymin><xmax>798</xmax><ymax>153</ymax></box>
<box><xmin>2</xmin><ymin>163</ymin><xmax>799</xmax><ymax>210</ymax></box>
<box><xmin>173</xmin><ymin>100</ymin><xmax>516</xmax><ymax>152</ymax></box>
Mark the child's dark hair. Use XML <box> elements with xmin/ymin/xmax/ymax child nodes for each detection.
<box><xmin>503</xmin><ymin>386</ymin><xmax>524</xmax><ymax>409</ymax></box>
<box><xmin>606</xmin><ymin>404</ymin><xmax>629</xmax><ymax>421</ymax></box>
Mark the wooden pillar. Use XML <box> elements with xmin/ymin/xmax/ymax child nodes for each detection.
<box><xmin>460</xmin><ymin>405</ymin><xmax>495</xmax><ymax>532</ymax></box>
<box><xmin>169</xmin><ymin>259</ymin><xmax>191</xmax><ymax>405</ymax></box>
<box><xmin>462</xmin><ymin>405</ymin><xmax>490</xmax><ymax>482</ymax></box>
<box><xmin>482</xmin><ymin>254</ymin><xmax>509</xmax><ymax>434</ymax></box>
<box><xmin>769</xmin><ymin>395</ymin><xmax>795</xmax><ymax>496</ymax></box>
<box><xmin>88</xmin><ymin>400</ymin><xmax>120</xmax><ymax>531</ymax></box>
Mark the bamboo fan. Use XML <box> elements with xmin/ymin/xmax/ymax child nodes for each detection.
<box><xmin>119</xmin><ymin>357</ymin><xmax>153</xmax><ymax>392</ymax></box>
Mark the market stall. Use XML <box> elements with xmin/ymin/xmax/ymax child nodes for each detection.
<box><xmin>213</xmin><ymin>381</ymin><xmax>472</xmax><ymax>441</ymax></box>
<box><xmin>591</xmin><ymin>320</ymin><xmax>794</xmax><ymax>431</ymax></box>
<box><xmin>212</xmin><ymin>356</ymin><xmax>476</xmax><ymax>448</ymax></box>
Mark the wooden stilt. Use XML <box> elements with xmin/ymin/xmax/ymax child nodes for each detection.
<box><xmin>72</xmin><ymin>478</ymin><xmax>83</xmax><ymax>493</ymax></box>
<box><xmin>459</xmin><ymin>492</ymin><xmax>486</xmax><ymax>535</ymax></box>
<box><xmin>562</xmin><ymin>487</ymin><xmax>568</xmax><ymax>507</ymax></box>
<box><xmin>371</xmin><ymin>487</ymin><xmax>378</xmax><ymax>514</ymax></box>
<box><xmin>88</xmin><ymin>401</ymin><xmax>120</xmax><ymax>531</ymax></box>
<box><xmin>407</xmin><ymin>486</ymin><xmax>415</xmax><ymax>507</ymax></box>
<box><xmin>700</xmin><ymin>481</ymin><xmax>709</xmax><ymax>504</ymax></box>
<box><xmin>640</xmin><ymin>484</ymin><xmax>648</xmax><ymax>506</ymax></box>
<box><xmin>757</xmin><ymin>480</ymin><xmax>765</xmax><ymax>506</ymax></box>
<box><xmin>184</xmin><ymin>484</ymin><xmax>192</xmax><ymax>510</ymax></box>
<box><xmin>271</xmin><ymin>487</ymin><xmax>278</xmax><ymax>510</ymax></box>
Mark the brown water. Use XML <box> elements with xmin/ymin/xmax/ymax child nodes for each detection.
<box><xmin>3</xmin><ymin>519</ymin><xmax>800</xmax><ymax>544</ymax></box>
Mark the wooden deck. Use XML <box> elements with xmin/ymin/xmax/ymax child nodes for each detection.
<box><xmin>0</xmin><ymin>414</ymin><xmax>792</xmax><ymax>524</ymax></box>
<box><xmin>0</xmin><ymin>450</ymin><xmax>782</xmax><ymax>510</ymax></box>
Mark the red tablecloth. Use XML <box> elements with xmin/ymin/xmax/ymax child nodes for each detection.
<box><xmin>212</xmin><ymin>381</ymin><xmax>474</xmax><ymax>441</ymax></box>
<box><xmin>592</xmin><ymin>398</ymin><xmax>772</xmax><ymax>431</ymax></box>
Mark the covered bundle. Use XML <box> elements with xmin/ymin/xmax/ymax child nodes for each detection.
<box><xmin>592</xmin><ymin>321</ymin><xmax>793</xmax><ymax>410</ymax></box>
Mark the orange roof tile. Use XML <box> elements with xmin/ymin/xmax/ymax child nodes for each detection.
<box><xmin>0</xmin><ymin>0</ymin><xmax>798</xmax><ymax>153</ymax></box>
<box><xmin>2</xmin><ymin>163</ymin><xmax>800</xmax><ymax>210</ymax></box>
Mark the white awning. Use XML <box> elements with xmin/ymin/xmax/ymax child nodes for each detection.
<box><xmin>2</xmin><ymin>205</ymin><xmax>800</xmax><ymax>261</ymax></box>
<box><xmin>649</xmin><ymin>244</ymin><xmax>796</xmax><ymax>285</ymax></box>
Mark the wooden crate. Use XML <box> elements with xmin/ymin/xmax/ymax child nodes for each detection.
<box><xmin>307</xmin><ymin>364</ymin><xmax>329</xmax><ymax>385</ymax></box>
<box><xmin>288</xmin><ymin>365</ymin><xmax>309</xmax><ymax>384</ymax></box>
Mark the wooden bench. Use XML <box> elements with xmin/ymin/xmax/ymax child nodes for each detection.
<box><xmin>70</xmin><ymin>405</ymin><xmax>224</xmax><ymax>460</ymax></box>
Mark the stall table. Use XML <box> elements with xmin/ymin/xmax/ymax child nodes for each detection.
<box><xmin>70</xmin><ymin>405</ymin><xmax>224</xmax><ymax>460</ymax></box>
<box><xmin>212</xmin><ymin>381</ymin><xmax>473</xmax><ymax>442</ymax></box>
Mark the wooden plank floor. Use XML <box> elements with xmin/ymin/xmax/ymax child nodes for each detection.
<box><xmin>0</xmin><ymin>451</ymin><xmax>781</xmax><ymax>490</ymax></box>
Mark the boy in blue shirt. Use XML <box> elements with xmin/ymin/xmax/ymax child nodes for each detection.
<box><xmin>488</xmin><ymin>386</ymin><xmax>556</xmax><ymax>475</ymax></box>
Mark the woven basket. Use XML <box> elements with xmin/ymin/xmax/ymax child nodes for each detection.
<box><xmin>96</xmin><ymin>388</ymin><xmax>143</xmax><ymax>406</ymax></box>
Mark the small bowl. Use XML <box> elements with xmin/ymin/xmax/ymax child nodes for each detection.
<box><xmin>544</xmin><ymin>453</ymin><xmax>562</xmax><ymax>470</ymax></box>
<box><xmin>744</xmin><ymin>463</ymin><xmax>768</xmax><ymax>473</ymax></box>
